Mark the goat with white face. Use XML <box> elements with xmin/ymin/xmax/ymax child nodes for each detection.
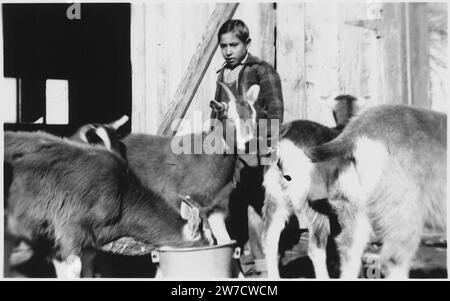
<box><xmin>262</xmin><ymin>95</ymin><xmax>358</xmax><ymax>279</ymax></box>
<box><xmin>210</xmin><ymin>81</ymin><xmax>259</xmax><ymax>154</ymax></box>
<box><xmin>306</xmin><ymin>104</ymin><xmax>446</xmax><ymax>279</ymax></box>
<box><xmin>4</xmin><ymin>131</ymin><xmax>212</xmax><ymax>278</ymax></box>
<box><xmin>67</xmin><ymin>84</ymin><xmax>260</xmax><ymax>278</ymax></box>
<box><xmin>73</xmin><ymin>83</ymin><xmax>260</xmax><ymax>247</ymax></box>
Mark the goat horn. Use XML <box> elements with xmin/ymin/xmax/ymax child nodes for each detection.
<box><xmin>109</xmin><ymin>115</ymin><xmax>129</xmax><ymax>130</ymax></box>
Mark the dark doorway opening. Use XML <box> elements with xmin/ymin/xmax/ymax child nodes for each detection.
<box><xmin>3</xmin><ymin>3</ymin><xmax>131</xmax><ymax>136</ymax></box>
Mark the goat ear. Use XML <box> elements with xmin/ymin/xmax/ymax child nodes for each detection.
<box><xmin>245</xmin><ymin>84</ymin><xmax>260</xmax><ymax>105</ymax></box>
<box><xmin>217</xmin><ymin>81</ymin><xmax>238</xmax><ymax>103</ymax></box>
<box><xmin>188</xmin><ymin>207</ymin><xmax>201</xmax><ymax>235</ymax></box>
<box><xmin>72</xmin><ymin>124</ymin><xmax>95</xmax><ymax>143</ymax></box>
<box><xmin>180</xmin><ymin>200</ymin><xmax>202</xmax><ymax>236</ymax></box>
<box><xmin>94</xmin><ymin>126</ymin><xmax>113</xmax><ymax>151</ymax></box>
<box><xmin>180</xmin><ymin>200</ymin><xmax>192</xmax><ymax>220</ymax></box>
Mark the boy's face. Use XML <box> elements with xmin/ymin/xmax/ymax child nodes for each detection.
<box><xmin>219</xmin><ymin>32</ymin><xmax>249</xmax><ymax>68</ymax></box>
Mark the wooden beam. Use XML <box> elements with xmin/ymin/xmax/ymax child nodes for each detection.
<box><xmin>406</xmin><ymin>3</ymin><xmax>430</xmax><ymax>108</ymax></box>
<box><xmin>303</xmin><ymin>3</ymin><xmax>340</xmax><ymax>125</ymax></box>
<box><xmin>157</xmin><ymin>3</ymin><xmax>239</xmax><ymax>136</ymax></box>
<box><xmin>276</xmin><ymin>3</ymin><xmax>306</xmax><ymax>122</ymax></box>
<box><xmin>379</xmin><ymin>3</ymin><xmax>409</xmax><ymax>105</ymax></box>
<box><xmin>259</xmin><ymin>3</ymin><xmax>276</xmax><ymax>67</ymax></box>
<box><xmin>377</xmin><ymin>3</ymin><xmax>430</xmax><ymax>107</ymax></box>
<box><xmin>130</xmin><ymin>3</ymin><xmax>147</xmax><ymax>133</ymax></box>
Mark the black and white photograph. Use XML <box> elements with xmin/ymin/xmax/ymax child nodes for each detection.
<box><xmin>1</xmin><ymin>1</ymin><xmax>447</xmax><ymax>281</ymax></box>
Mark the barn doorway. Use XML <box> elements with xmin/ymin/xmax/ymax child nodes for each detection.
<box><xmin>2</xmin><ymin>3</ymin><xmax>131</xmax><ymax>136</ymax></box>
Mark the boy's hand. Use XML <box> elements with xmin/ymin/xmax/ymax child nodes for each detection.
<box><xmin>209</xmin><ymin>100</ymin><xmax>228</xmax><ymax>119</ymax></box>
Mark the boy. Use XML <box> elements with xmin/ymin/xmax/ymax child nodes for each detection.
<box><xmin>210</xmin><ymin>19</ymin><xmax>284</xmax><ymax>254</ymax></box>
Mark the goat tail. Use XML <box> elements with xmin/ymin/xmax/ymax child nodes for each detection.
<box><xmin>305</xmin><ymin>135</ymin><xmax>354</xmax><ymax>164</ymax></box>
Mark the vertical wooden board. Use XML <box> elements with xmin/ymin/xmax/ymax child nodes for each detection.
<box><xmin>149</xmin><ymin>2</ymin><xmax>189</xmax><ymax>130</ymax></box>
<box><xmin>365</xmin><ymin>2</ymin><xmax>385</xmax><ymax>109</ymax></box>
<box><xmin>143</xmin><ymin>3</ymin><xmax>168</xmax><ymax>134</ymax></box>
<box><xmin>0</xmin><ymin>78</ymin><xmax>16</xmax><ymax>123</ymax></box>
<box><xmin>147</xmin><ymin>3</ymin><xmax>207</xmax><ymax>134</ymax></box>
<box><xmin>46</xmin><ymin>79</ymin><xmax>69</xmax><ymax>124</ymax></box>
<box><xmin>338</xmin><ymin>3</ymin><xmax>369</xmax><ymax>96</ymax></box>
<box><xmin>130</xmin><ymin>3</ymin><xmax>147</xmax><ymax>133</ymax></box>
<box><xmin>337</xmin><ymin>2</ymin><xmax>383</xmax><ymax>110</ymax></box>
<box><xmin>379</xmin><ymin>3</ymin><xmax>408</xmax><ymax>105</ymax></box>
<box><xmin>183</xmin><ymin>4</ymin><xmax>219</xmax><ymax>135</ymax></box>
<box><xmin>172</xmin><ymin>3</ymin><xmax>198</xmax><ymax>135</ymax></box>
<box><xmin>428</xmin><ymin>3</ymin><xmax>447</xmax><ymax>113</ymax></box>
<box><xmin>276</xmin><ymin>3</ymin><xmax>305</xmax><ymax>123</ymax></box>
<box><xmin>183</xmin><ymin>49</ymin><xmax>224</xmax><ymax>135</ymax></box>
<box><xmin>259</xmin><ymin>3</ymin><xmax>276</xmax><ymax>67</ymax></box>
<box><xmin>304</xmin><ymin>3</ymin><xmax>340</xmax><ymax>127</ymax></box>
<box><xmin>164</xmin><ymin>3</ymin><xmax>186</xmax><ymax>116</ymax></box>
<box><xmin>407</xmin><ymin>3</ymin><xmax>430</xmax><ymax>109</ymax></box>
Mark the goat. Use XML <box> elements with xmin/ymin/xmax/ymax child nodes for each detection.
<box><xmin>262</xmin><ymin>95</ymin><xmax>358</xmax><ymax>279</ymax></box>
<box><xmin>4</xmin><ymin>130</ymin><xmax>212</xmax><ymax>278</ymax></box>
<box><xmin>72</xmin><ymin>83</ymin><xmax>260</xmax><ymax>246</ymax></box>
<box><xmin>66</xmin><ymin>83</ymin><xmax>260</xmax><ymax>277</ymax></box>
<box><xmin>305</xmin><ymin>104</ymin><xmax>446</xmax><ymax>279</ymax></box>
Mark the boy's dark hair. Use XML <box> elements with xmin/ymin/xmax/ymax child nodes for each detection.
<box><xmin>218</xmin><ymin>19</ymin><xmax>250</xmax><ymax>43</ymax></box>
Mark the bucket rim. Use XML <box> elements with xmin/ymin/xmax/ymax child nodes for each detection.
<box><xmin>157</xmin><ymin>240</ymin><xmax>237</xmax><ymax>253</ymax></box>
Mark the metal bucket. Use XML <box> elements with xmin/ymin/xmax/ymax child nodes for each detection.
<box><xmin>151</xmin><ymin>240</ymin><xmax>241</xmax><ymax>278</ymax></box>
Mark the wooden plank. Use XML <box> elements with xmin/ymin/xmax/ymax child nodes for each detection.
<box><xmin>377</xmin><ymin>3</ymin><xmax>430</xmax><ymax>107</ymax></box>
<box><xmin>157</xmin><ymin>3</ymin><xmax>239</xmax><ymax>136</ymax></box>
<box><xmin>146</xmin><ymin>4</ymin><xmax>169</xmax><ymax>135</ymax></box>
<box><xmin>0</xmin><ymin>78</ymin><xmax>17</xmax><ymax>123</ymax></box>
<box><xmin>276</xmin><ymin>3</ymin><xmax>306</xmax><ymax>122</ymax></box>
<box><xmin>303</xmin><ymin>3</ymin><xmax>340</xmax><ymax>126</ymax></box>
<box><xmin>130</xmin><ymin>3</ymin><xmax>147</xmax><ymax>133</ymax></box>
<box><xmin>428</xmin><ymin>3</ymin><xmax>447</xmax><ymax>112</ymax></box>
<box><xmin>339</xmin><ymin>2</ymin><xmax>383</xmax><ymax>110</ymax></box>
<box><xmin>45</xmin><ymin>79</ymin><xmax>69</xmax><ymax>124</ymax></box>
<box><xmin>379</xmin><ymin>3</ymin><xmax>408</xmax><ymax>105</ymax></box>
<box><xmin>182</xmin><ymin>4</ymin><xmax>218</xmax><ymax>135</ymax></box>
<box><xmin>406</xmin><ymin>3</ymin><xmax>430</xmax><ymax>109</ymax></box>
<box><xmin>259</xmin><ymin>3</ymin><xmax>276</xmax><ymax>68</ymax></box>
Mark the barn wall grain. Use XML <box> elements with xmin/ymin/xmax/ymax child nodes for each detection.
<box><xmin>129</xmin><ymin>3</ymin><xmax>447</xmax><ymax>135</ymax></box>
<box><xmin>183</xmin><ymin>3</ymin><xmax>276</xmax><ymax>135</ymax></box>
<box><xmin>276</xmin><ymin>3</ymin><xmax>306</xmax><ymax>123</ymax></box>
<box><xmin>428</xmin><ymin>3</ymin><xmax>447</xmax><ymax>112</ymax></box>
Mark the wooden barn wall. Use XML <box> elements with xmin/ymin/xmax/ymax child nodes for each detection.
<box><xmin>131</xmin><ymin>3</ymin><xmax>277</xmax><ymax>135</ymax></box>
<box><xmin>0</xmin><ymin>3</ymin><xmax>445</xmax><ymax>132</ymax></box>
<box><xmin>131</xmin><ymin>2</ymin><xmax>447</xmax><ymax>135</ymax></box>
<box><xmin>428</xmin><ymin>2</ymin><xmax>447</xmax><ymax>113</ymax></box>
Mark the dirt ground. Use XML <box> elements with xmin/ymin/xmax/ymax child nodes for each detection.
<box><xmin>6</xmin><ymin>232</ymin><xmax>446</xmax><ymax>279</ymax></box>
<box><xmin>241</xmin><ymin>232</ymin><xmax>447</xmax><ymax>279</ymax></box>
